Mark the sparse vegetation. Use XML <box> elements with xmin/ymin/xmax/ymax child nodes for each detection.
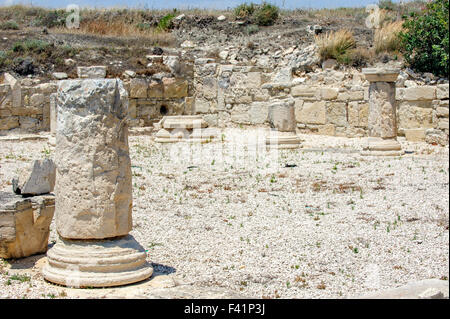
<box><xmin>375</xmin><ymin>20</ymin><xmax>404</xmax><ymax>54</ymax></box>
<box><xmin>315</xmin><ymin>29</ymin><xmax>356</xmax><ymax>62</ymax></box>
<box><xmin>234</xmin><ymin>2</ymin><xmax>279</xmax><ymax>26</ymax></box>
<box><xmin>0</xmin><ymin>19</ymin><xmax>19</xmax><ymax>30</ymax></box>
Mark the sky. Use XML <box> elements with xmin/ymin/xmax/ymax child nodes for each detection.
<box><xmin>1</xmin><ymin>0</ymin><xmax>406</xmax><ymax>10</ymax></box>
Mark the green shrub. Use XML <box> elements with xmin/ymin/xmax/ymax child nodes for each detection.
<box><xmin>254</xmin><ymin>3</ymin><xmax>279</xmax><ymax>26</ymax></box>
<box><xmin>38</xmin><ymin>9</ymin><xmax>67</xmax><ymax>28</ymax></box>
<box><xmin>12</xmin><ymin>39</ymin><xmax>50</xmax><ymax>54</ymax></box>
<box><xmin>0</xmin><ymin>20</ymin><xmax>19</xmax><ymax>30</ymax></box>
<box><xmin>157</xmin><ymin>13</ymin><xmax>175</xmax><ymax>31</ymax></box>
<box><xmin>234</xmin><ymin>3</ymin><xmax>256</xmax><ymax>20</ymax></box>
<box><xmin>400</xmin><ymin>0</ymin><xmax>449</xmax><ymax>77</ymax></box>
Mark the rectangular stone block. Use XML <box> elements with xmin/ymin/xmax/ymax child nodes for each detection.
<box><xmin>77</xmin><ymin>66</ymin><xmax>107</xmax><ymax>79</ymax></box>
<box><xmin>291</xmin><ymin>86</ymin><xmax>318</xmax><ymax>100</ymax></box>
<box><xmin>296</xmin><ymin>101</ymin><xmax>326</xmax><ymax>125</ymax></box>
<box><xmin>327</xmin><ymin>102</ymin><xmax>347</xmax><ymax>126</ymax></box>
<box><xmin>436</xmin><ymin>84</ymin><xmax>449</xmax><ymax>99</ymax></box>
<box><xmin>320</xmin><ymin>88</ymin><xmax>338</xmax><ymax>100</ymax></box>
<box><xmin>130</xmin><ymin>79</ymin><xmax>148</xmax><ymax>98</ymax></box>
<box><xmin>404</xmin><ymin>129</ymin><xmax>426</xmax><ymax>141</ymax></box>
<box><xmin>398</xmin><ymin>101</ymin><xmax>434</xmax><ymax>129</ymax></box>
<box><xmin>402</xmin><ymin>86</ymin><xmax>436</xmax><ymax>101</ymax></box>
<box><xmin>163</xmin><ymin>78</ymin><xmax>188</xmax><ymax>98</ymax></box>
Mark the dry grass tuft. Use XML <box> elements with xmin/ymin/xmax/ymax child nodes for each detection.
<box><xmin>315</xmin><ymin>29</ymin><xmax>356</xmax><ymax>61</ymax></box>
<box><xmin>374</xmin><ymin>20</ymin><xmax>404</xmax><ymax>54</ymax></box>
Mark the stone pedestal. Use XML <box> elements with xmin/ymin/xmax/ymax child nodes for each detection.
<box><xmin>42</xmin><ymin>79</ymin><xmax>152</xmax><ymax>288</ymax></box>
<box><xmin>154</xmin><ymin>115</ymin><xmax>217</xmax><ymax>143</ymax></box>
<box><xmin>361</xmin><ymin>68</ymin><xmax>404</xmax><ymax>156</ymax></box>
<box><xmin>266</xmin><ymin>101</ymin><xmax>301</xmax><ymax>149</ymax></box>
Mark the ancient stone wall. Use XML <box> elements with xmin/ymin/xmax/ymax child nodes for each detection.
<box><xmin>191</xmin><ymin>58</ymin><xmax>449</xmax><ymax>145</ymax></box>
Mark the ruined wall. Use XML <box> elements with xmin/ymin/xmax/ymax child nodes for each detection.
<box><xmin>1</xmin><ymin>58</ymin><xmax>449</xmax><ymax>146</ymax></box>
<box><xmin>192</xmin><ymin>58</ymin><xmax>449</xmax><ymax>145</ymax></box>
<box><xmin>0</xmin><ymin>75</ymin><xmax>56</xmax><ymax>134</ymax></box>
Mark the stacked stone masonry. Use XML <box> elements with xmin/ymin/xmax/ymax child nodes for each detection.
<box><xmin>1</xmin><ymin>64</ymin><xmax>449</xmax><ymax>145</ymax></box>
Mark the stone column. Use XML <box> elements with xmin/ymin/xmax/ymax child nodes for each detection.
<box><xmin>42</xmin><ymin>79</ymin><xmax>153</xmax><ymax>287</ymax></box>
<box><xmin>266</xmin><ymin>101</ymin><xmax>301</xmax><ymax>149</ymax></box>
<box><xmin>361</xmin><ymin>68</ymin><xmax>404</xmax><ymax>156</ymax></box>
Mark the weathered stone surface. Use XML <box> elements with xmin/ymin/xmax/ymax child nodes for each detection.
<box><xmin>362</xmin><ymin>68</ymin><xmax>399</xmax><ymax>82</ymax></box>
<box><xmin>367</xmin><ymin>81</ymin><xmax>397</xmax><ymax>138</ymax></box>
<box><xmin>436</xmin><ymin>84</ymin><xmax>449</xmax><ymax>99</ymax></box>
<box><xmin>43</xmin><ymin>235</ymin><xmax>153</xmax><ymax>288</ymax></box>
<box><xmin>268</xmin><ymin>101</ymin><xmax>296</xmax><ymax>132</ymax></box>
<box><xmin>248</xmin><ymin>102</ymin><xmax>269</xmax><ymax>124</ymax></box>
<box><xmin>402</xmin><ymin>86</ymin><xmax>436</xmax><ymax>101</ymax></box>
<box><xmin>404</xmin><ymin>129</ymin><xmax>426</xmax><ymax>142</ymax></box>
<box><xmin>130</xmin><ymin>78</ymin><xmax>148</xmax><ymax>98</ymax></box>
<box><xmin>54</xmin><ymin>79</ymin><xmax>132</xmax><ymax>239</ymax></box>
<box><xmin>291</xmin><ymin>85</ymin><xmax>317</xmax><ymax>99</ymax></box>
<box><xmin>320</xmin><ymin>88</ymin><xmax>338</xmax><ymax>100</ymax></box>
<box><xmin>0</xmin><ymin>192</ymin><xmax>55</xmax><ymax>259</ymax></box>
<box><xmin>12</xmin><ymin>159</ymin><xmax>56</xmax><ymax>196</ymax></box>
<box><xmin>296</xmin><ymin>101</ymin><xmax>326</xmax><ymax>125</ymax></box>
<box><xmin>327</xmin><ymin>102</ymin><xmax>347</xmax><ymax>126</ymax></box>
<box><xmin>163</xmin><ymin>78</ymin><xmax>188</xmax><ymax>98</ymax></box>
<box><xmin>398</xmin><ymin>102</ymin><xmax>433</xmax><ymax>129</ymax></box>
<box><xmin>425</xmin><ymin>128</ymin><xmax>448</xmax><ymax>146</ymax></box>
<box><xmin>77</xmin><ymin>66</ymin><xmax>107</xmax><ymax>79</ymax></box>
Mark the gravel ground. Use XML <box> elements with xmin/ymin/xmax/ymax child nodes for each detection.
<box><xmin>0</xmin><ymin>129</ymin><xmax>449</xmax><ymax>299</ymax></box>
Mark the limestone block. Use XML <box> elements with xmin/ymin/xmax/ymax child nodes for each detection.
<box><xmin>148</xmin><ymin>81</ymin><xmax>163</xmax><ymax>98</ymax></box>
<box><xmin>248</xmin><ymin>102</ymin><xmax>269</xmax><ymax>124</ymax></box>
<box><xmin>318</xmin><ymin>124</ymin><xmax>335</xmax><ymax>136</ymax></box>
<box><xmin>0</xmin><ymin>117</ymin><xmax>19</xmax><ymax>130</ymax></box>
<box><xmin>320</xmin><ymin>88</ymin><xmax>338</xmax><ymax>100</ymax></box>
<box><xmin>194</xmin><ymin>98</ymin><xmax>213</xmax><ymax>114</ymax></box>
<box><xmin>402</xmin><ymin>86</ymin><xmax>436</xmax><ymax>101</ymax></box>
<box><xmin>297</xmin><ymin>101</ymin><xmax>326</xmax><ymax>125</ymax></box>
<box><xmin>438</xmin><ymin>118</ymin><xmax>449</xmax><ymax>130</ymax></box>
<box><xmin>12</xmin><ymin>159</ymin><xmax>56</xmax><ymax>196</ymax></box>
<box><xmin>436</xmin><ymin>107</ymin><xmax>449</xmax><ymax>118</ymax></box>
<box><xmin>291</xmin><ymin>85</ymin><xmax>317</xmax><ymax>100</ymax></box>
<box><xmin>29</xmin><ymin>93</ymin><xmax>45</xmax><ymax>107</ymax></box>
<box><xmin>231</xmin><ymin>104</ymin><xmax>251</xmax><ymax>124</ymax></box>
<box><xmin>77</xmin><ymin>66</ymin><xmax>107</xmax><ymax>79</ymax></box>
<box><xmin>268</xmin><ymin>101</ymin><xmax>296</xmax><ymax>132</ymax></box>
<box><xmin>425</xmin><ymin>129</ymin><xmax>448</xmax><ymax>146</ymax></box>
<box><xmin>163</xmin><ymin>78</ymin><xmax>188</xmax><ymax>98</ymax></box>
<box><xmin>398</xmin><ymin>102</ymin><xmax>434</xmax><ymax>129</ymax></box>
<box><xmin>0</xmin><ymin>192</ymin><xmax>55</xmax><ymax>259</ymax></box>
<box><xmin>404</xmin><ymin>129</ymin><xmax>426</xmax><ymax>141</ymax></box>
<box><xmin>130</xmin><ymin>79</ymin><xmax>148</xmax><ymax>98</ymax></box>
<box><xmin>327</xmin><ymin>102</ymin><xmax>347</xmax><ymax>126</ymax></box>
<box><xmin>3</xmin><ymin>73</ymin><xmax>21</xmax><ymax>108</ymax></box>
<box><xmin>436</xmin><ymin>84</ymin><xmax>449</xmax><ymax>99</ymax></box>
<box><xmin>55</xmin><ymin>79</ymin><xmax>132</xmax><ymax>240</ymax></box>
<box><xmin>197</xmin><ymin>77</ymin><xmax>218</xmax><ymax>99</ymax></box>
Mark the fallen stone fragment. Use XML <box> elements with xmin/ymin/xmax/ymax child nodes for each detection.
<box><xmin>12</xmin><ymin>159</ymin><xmax>56</xmax><ymax>196</ymax></box>
<box><xmin>0</xmin><ymin>192</ymin><xmax>55</xmax><ymax>259</ymax></box>
<box><xmin>77</xmin><ymin>66</ymin><xmax>107</xmax><ymax>79</ymax></box>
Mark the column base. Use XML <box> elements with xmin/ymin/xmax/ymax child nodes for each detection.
<box><xmin>361</xmin><ymin>137</ymin><xmax>404</xmax><ymax>156</ymax></box>
<box><xmin>266</xmin><ymin>132</ymin><xmax>301</xmax><ymax>149</ymax></box>
<box><xmin>42</xmin><ymin>235</ymin><xmax>153</xmax><ymax>288</ymax></box>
